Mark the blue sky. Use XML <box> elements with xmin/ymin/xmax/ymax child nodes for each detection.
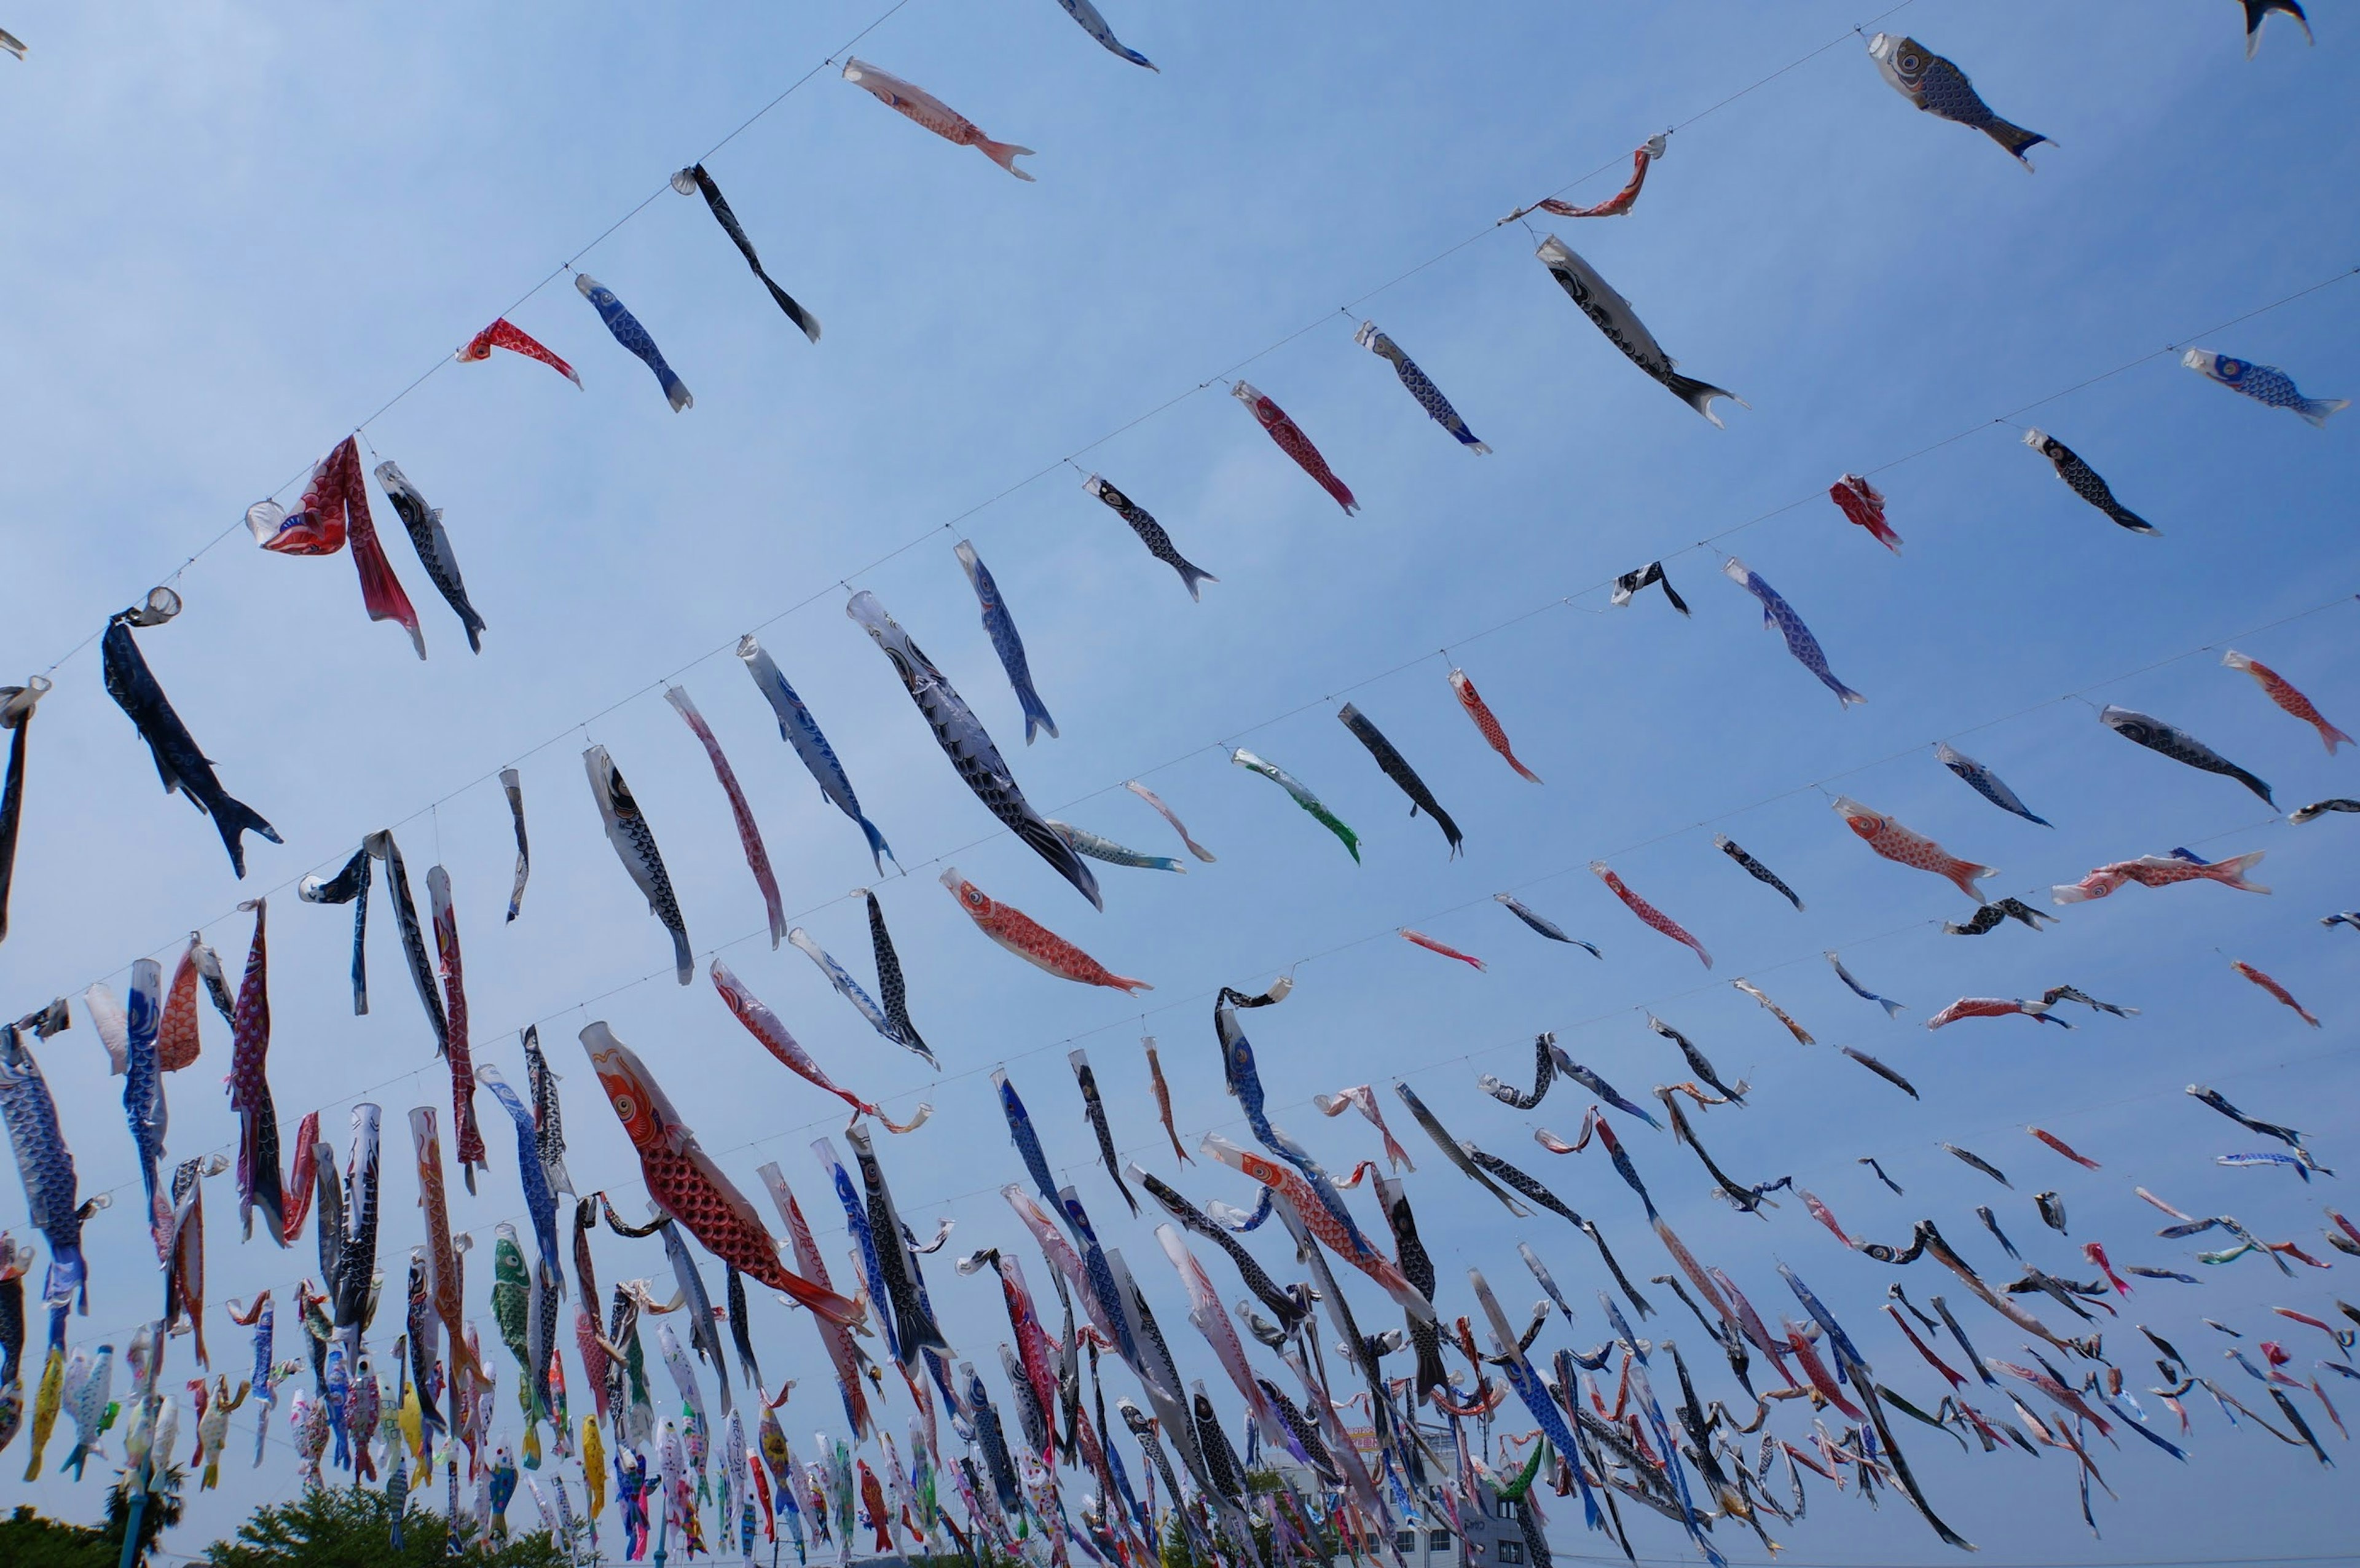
<box><xmin>2</xmin><ymin>0</ymin><xmax>2357</xmax><ymax>1559</ymax></box>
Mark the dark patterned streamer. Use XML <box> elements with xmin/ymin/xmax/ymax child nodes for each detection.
<box><xmin>864</xmin><ymin>890</ymin><xmax>929</xmax><ymax>1061</ymax></box>
<box><xmin>0</xmin><ymin>678</ymin><xmax>46</xmax><ymax>946</ymax></box>
<box><xmin>297</xmin><ymin>847</ymin><xmax>372</xmax><ymax>1014</ymax></box>
<box><xmin>1337</xmin><ymin>704</ymin><xmax>1463</xmax><ymax>858</ymax></box>
<box><xmin>1479</xmin><ymin>1033</ymin><xmax>1556</xmax><ymax>1110</ymax></box>
<box><xmin>1135</xmin><ymin>1169</ymin><xmax>1302</xmax><ymax>1333</ymax></box>
<box><xmin>500</xmin><ymin>768</ymin><xmax>529</xmax><ymax>922</ymax></box>
<box><xmin>1068</xmin><ymin>1050</ymin><xmax>1137</xmax><ymax>1217</ymax></box>
<box><xmin>848</xmin><ymin>590</ymin><xmax>1099</xmax><ymax>909</ymax></box>
<box><xmin>1943</xmin><ymin>898</ymin><xmax>2057</xmax><ymax>936</ymax></box>
<box><xmin>672</xmin><ymin>165</ymin><xmax>820</xmax><ymax>343</ymax></box>
<box><xmin>1610</xmin><ymin>560</ymin><xmax>1689</xmax><ymax>614</ymax></box>
<box><xmin>1714</xmin><ymin>835</ymin><xmax>1803</xmax><ymax>910</ymax></box>
<box><xmin>100</xmin><ymin>589</ymin><xmax>280</xmax><ymax>876</ymax></box>
<box><xmin>1082</xmin><ymin>476</ymin><xmax>1217</xmax><ymax>601</ymax></box>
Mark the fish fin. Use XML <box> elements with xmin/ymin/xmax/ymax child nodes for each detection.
<box><xmin>978</xmin><ymin>139</ymin><xmax>1036</xmax><ymax>180</ymax></box>
<box><xmin>661</xmin><ymin>374</ymin><xmax>694</xmax><ymax>413</ymax></box>
<box><xmin>2297</xmin><ymin>396</ymin><xmax>2349</xmax><ymax>428</ymax></box>
<box><xmin>1985</xmin><ymin>120</ymin><xmax>2048</xmax><ymax>167</ymax></box>
<box><xmin>669</xmin><ymin>927</ymin><xmax>693</xmax><ymax>987</ymax></box>
<box><xmin>760</xmin><ymin>275</ymin><xmax>823</xmax><ymax>343</ymax></box>
<box><xmin>1106</xmin><ymin>975</ymin><xmax>1154</xmax><ymax>996</ymax></box>
<box><xmin>857</xmin><ymin>816</ymin><xmax>894</xmax><ymax>875</ymax></box>
<box><xmin>210</xmin><ymin>793</ymin><xmax>282</xmax><ymax>879</ymax></box>
<box><xmin>1665</xmin><ymin>373</ymin><xmax>1743</xmax><ymax>427</ymax></box>
<box><xmin>2320</xmin><ymin>721</ymin><xmax>2354</xmax><ymax>754</ymax></box>
<box><xmin>1172</xmin><ymin>559</ymin><xmax>1218</xmax><ymax>602</ymax></box>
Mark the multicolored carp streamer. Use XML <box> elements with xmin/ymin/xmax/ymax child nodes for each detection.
<box><xmin>1231</xmin><ymin>749</ymin><xmax>1358</xmax><ymax>862</ymax></box>
<box><xmin>2182</xmin><ymin>348</ymin><xmax>2346</xmax><ymax>426</ymax></box>
<box><xmin>20</xmin><ymin>45</ymin><xmax>2360</xmax><ymax>1561</ymax></box>
<box><xmin>1867</xmin><ymin>33</ymin><xmax>2045</xmax><ymax>166</ymax></box>
<box><xmin>1051</xmin><ymin>0</ymin><xmax>1155</xmax><ymax>68</ymax></box>
<box><xmin>1398</xmin><ymin>929</ymin><xmax>1484</xmax><ymax>971</ymax></box>
<box><xmin>2100</xmin><ymin>705</ymin><xmax>2273</xmax><ymax>806</ymax></box>
<box><xmin>1828</xmin><ymin>472</ymin><xmax>1901</xmax><ymax>551</ymax></box>
<box><xmin>2053</xmin><ymin>847</ymin><xmax>2268</xmax><ymax>903</ymax></box>
<box><xmin>1508</xmin><ymin>133</ymin><xmax>1667</xmax><ymax>222</ymax></box>
<box><xmin>1935</xmin><ymin>740</ymin><xmax>2050</xmax><ymax>826</ymax></box>
<box><xmin>1084</xmin><ymin>477</ymin><xmax>1217</xmax><ymax>602</ymax></box>
<box><xmin>955</xmin><ymin>539</ymin><xmax>1057</xmax><ymax>745</ymax></box>
<box><xmin>1230</xmin><ymin>380</ymin><xmax>1357</xmax><ymax>513</ymax></box>
<box><xmin>1310</xmin><ymin>1085</ymin><xmax>1413</xmax><ymax>1172</ymax></box>
<box><xmin>1927</xmin><ymin>996</ymin><xmax>2069</xmax><ymax>1031</ymax></box>
<box><xmin>738</xmin><ymin>633</ymin><xmax>893</xmax><ymax>875</ymax></box>
<box><xmin>0</xmin><ymin>1019</ymin><xmax>85</xmax><ymax>1336</ymax></box>
<box><xmin>1492</xmin><ymin>893</ymin><xmax>1598</xmax><ymax>954</ymax></box>
<box><xmin>498</xmin><ymin>767</ymin><xmax>529</xmax><ymax>922</ymax></box>
<box><xmin>841</xmin><ymin>59</ymin><xmax>1034</xmax><ymax>179</ymax></box>
<box><xmin>1828</xmin><ymin>950</ymin><xmax>1905</xmax><ymax>1017</ymax></box>
<box><xmin>942</xmin><ymin>869</ymin><xmax>1149</xmax><ymax>994</ymax></box>
<box><xmin>583</xmin><ymin>746</ymin><xmax>692</xmax><ymax>984</ymax></box>
<box><xmin>1536</xmin><ymin>236</ymin><xmax>1741</xmax><ymax>423</ymax></box>
<box><xmin>374</xmin><ymin>460</ymin><xmax>487</xmax><ymax>653</ymax></box>
<box><xmin>1354</xmin><ymin>322</ymin><xmax>1488</xmax><ymax>453</ymax></box>
<box><xmin>581</xmin><ymin>1022</ymin><xmax>858</xmax><ymax>1326</ymax></box>
<box><xmin>1724</xmin><ymin>559</ymin><xmax>1862</xmax><ymax>706</ymax></box>
<box><xmin>2230</xmin><ymin>960</ymin><xmax>2321</xmax><ymax>1027</ymax></box>
<box><xmin>576</xmin><ymin>273</ymin><xmax>691</xmax><ymax>411</ymax></box>
<box><xmin>850</xmin><ymin>590</ymin><xmax>1099</xmax><ymax>909</ymax></box>
<box><xmin>2021</xmin><ymin>429</ymin><xmax>2156</xmax><ymax>535</ymax></box>
<box><xmin>1732</xmin><ymin>978</ymin><xmax>1814</xmax><ymax>1045</ymax></box>
<box><xmin>1050</xmin><ymin>818</ymin><xmax>1184</xmax><ymax>872</ymax></box>
<box><xmin>456</xmin><ymin>318</ymin><xmax>580</xmax><ymax>386</ymax></box>
<box><xmin>665</xmin><ymin>685</ymin><xmax>785</xmax><ymax>949</ymax></box>
<box><xmin>1833</xmin><ymin>796</ymin><xmax>1995</xmax><ymax>904</ymax></box>
<box><xmin>2222</xmin><ymin>649</ymin><xmax>2350</xmax><ymax>751</ymax></box>
<box><xmin>245</xmin><ymin>436</ymin><xmax>425</xmax><ymax>657</ymax></box>
<box><xmin>1714</xmin><ymin>834</ymin><xmax>1803</xmax><ymax>911</ymax></box>
<box><xmin>1591</xmin><ymin>860</ymin><xmax>1710</xmax><ymax>966</ymax></box>
<box><xmin>1214</xmin><ymin>990</ymin><xmax>1371</xmax><ymax>1258</ymax></box>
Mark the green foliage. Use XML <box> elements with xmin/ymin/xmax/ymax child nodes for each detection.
<box><xmin>1160</xmin><ymin>1511</ymin><xmax>1196</xmax><ymax>1568</ymax></box>
<box><xmin>198</xmin><ymin>1482</ymin><xmax>568</xmax><ymax>1568</ymax></box>
<box><xmin>0</xmin><ymin>1463</ymin><xmax>191</xmax><ymax>1568</ymax></box>
<box><xmin>0</xmin><ymin>1502</ymin><xmax>112</xmax><ymax>1568</ymax></box>
<box><xmin>104</xmin><ymin>1464</ymin><xmax>187</xmax><ymax>1565</ymax></box>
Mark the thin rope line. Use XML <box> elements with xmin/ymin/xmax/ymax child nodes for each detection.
<box><xmin>30</xmin><ymin>0</ymin><xmax>924</xmax><ymax>676</ymax></box>
<box><xmin>33</xmin><ymin>590</ymin><xmax>2343</xmax><ymax>1240</ymax></box>
<box><xmin>25</xmin><ymin>0</ymin><xmax>1902</xmax><ymax>686</ymax></box>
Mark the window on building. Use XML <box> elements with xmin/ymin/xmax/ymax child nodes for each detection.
<box><xmin>1494</xmin><ymin>1499</ymin><xmax>1522</xmax><ymax>1521</ymax></box>
<box><xmin>1429</xmin><ymin>1531</ymin><xmax>1452</xmax><ymax>1551</ymax></box>
<box><xmin>1396</xmin><ymin>1533</ymin><xmax>1417</xmax><ymax>1553</ymax></box>
<box><xmin>1497</xmin><ymin>1542</ymin><xmax>1526</xmax><ymax>1564</ymax></box>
